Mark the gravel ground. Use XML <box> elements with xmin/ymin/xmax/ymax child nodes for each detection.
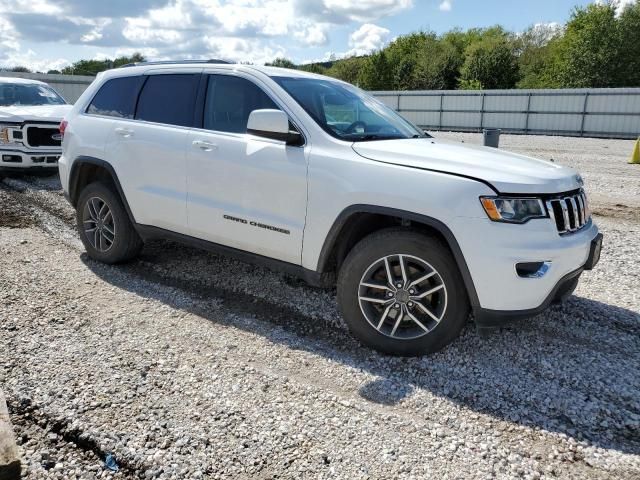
<box><xmin>1</xmin><ymin>134</ymin><xmax>639</xmax><ymax>479</ymax></box>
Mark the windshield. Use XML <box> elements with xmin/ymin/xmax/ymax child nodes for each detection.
<box><xmin>0</xmin><ymin>83</ymin><xmax>67</xmax><ymax>106</ymax></box>
<box><xmin>272</xmin><ymin>76</ymin><xmax>428</xmax><ymax>142</ymax></box>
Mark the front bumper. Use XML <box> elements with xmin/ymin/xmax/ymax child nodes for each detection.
<box><xmin>0</xmin><ymin>150</ymin><xmax>61</xmax><ymax>169</ymax></box>
<box><xmin>474</xmin><ymin>263</ymin><xmax>584</xmax><ymax>328</ymax></box>
<box><xmin>450</xmin><ymin>215</ymin><xmax>601</xmax><ymax>322</ymax></box>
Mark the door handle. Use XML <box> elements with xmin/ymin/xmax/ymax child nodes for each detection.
<box><xmin>192</xmin><ymin>140</ymin><xmax>218</xmax><ymax>152</ymax></box>
<box><xmin>115</xmin><ymin>127</ymin><xmax>134</xmax><ymax>138</ymax></box>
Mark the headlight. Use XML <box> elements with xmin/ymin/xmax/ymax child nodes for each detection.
<box><xmin>0</xmin><ymin>126</ymin><xmax>10</xmax><ymax>144</ymax></box>
<box><xmin>0</xmin><ymin>124</ymin><xmax>19</xmax><ymax>145</ymax></box>
<box><xmin>480</xmin><ymin>196</ymin><xmax>547</xmax><ymax>223</ymax></box>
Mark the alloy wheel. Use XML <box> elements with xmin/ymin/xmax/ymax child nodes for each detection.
<box><xmin>82</xmin><ymin>196</ymin><xmax>116</xmax><ymax>252</ymax></box>
<box><xmin>358</xmin><ymin>254</ymin><xmax>448</xmax><ymax>340</ymax></box>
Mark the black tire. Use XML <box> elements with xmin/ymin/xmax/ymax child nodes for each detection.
<box><xmin>337</xmin><ymin>229</ymin><xmax>470</xmax><ymax>356</ymax></box>
<box><xmin>76</xmin><ymin>181</ymin><xmax>143</xmax><ymax>264</ymax></box>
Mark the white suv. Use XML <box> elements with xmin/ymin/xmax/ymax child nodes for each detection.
<box><xmin>59</xmin><ymin>61</ymin><xmax>602</xmax><ymax>356</ymax></box>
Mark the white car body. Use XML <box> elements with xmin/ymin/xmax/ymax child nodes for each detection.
<box><xmin>58</xmin><ymin>63</ymin><xmax>601</xmax><ymax>331</ymax></box>
<box><xmin>0</xmin><ymin>77</ymin><xmax>72</xmax><ymax>169</ymax></box>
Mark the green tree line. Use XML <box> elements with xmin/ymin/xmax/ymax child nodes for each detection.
<box><xmin>1</xmin><ymin>53</ymin><xmax>146</xmax><ymax>76</ymax></box>
<box><xmin>273</xmin><ymin>1</ymin><xmax>640</xmax><ymax>90</ymax></box>
<box><xmin>2</xmin><ymin>2</ymin><xmax>638</xmax><ymax>90</ymax></box>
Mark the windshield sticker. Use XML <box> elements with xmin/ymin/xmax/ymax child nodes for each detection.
<box><xmin>37</xmin><ymin>87</ymin><xmax>58</xmax><ymax>98</ymax></box>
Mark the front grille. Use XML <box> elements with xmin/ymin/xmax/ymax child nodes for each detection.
<box><xmin>546</xmin><ymin>190</ymin><xmax>590</xmax><ymax>234</ymax></box>
<box><xmin>26</xmin><ymin>126</ymin><xmax>61</xmax><ymax>148</ymax></box>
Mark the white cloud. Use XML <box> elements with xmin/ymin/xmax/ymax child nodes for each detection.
<box><xmin>595</xmin><ymin>0</ymin><xmax>637</xmax><ymax>15</ymax></box>
<box><xmin>0</xmin><ymin>16</ymin><xmax>20</xmax><ymax>52</ymax></box>
<box><xmin>203</xmin><ymin>36</ymin><xmax>286</xmax><ymax>64</ymax></box>
<box><xmin>113</xmin><ymin>47</ymin><xmax>161</xmax><ymax>60</ymax></box>
<box><xmin>347</xmin><ymin>23</ymin><xmax>390</xmax><ymax>56</ymax></box>
<box><xmin>293</xmin><ymin>0</ymin><xmax>413</xmax><ymax>23</ymax></box>
<box><xmin>11</xmin><ymin>0</ymin><xmax>62</xmax><ymax>15</ymax></box>
<box><xmin>439</xmin><ymin>0</ymin><xmax>452</xmax><ymax>12</ymax></box>
<box><xmin>2</xmin><ymin>48</ymin><xmax>69</xmax><ymax>72</ymax></box>
<box><xmin>0</xmin><ymin>0</ymin><xmax>417</xmax><ymax>70</ymax></box>
<box><xmin>294</xmin><ymin>23</ymin><xmax>330</xmax><ymax>46</ymax></box>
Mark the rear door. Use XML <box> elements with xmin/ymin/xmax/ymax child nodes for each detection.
<box><xmin>185</xmin><ymin>73</ymin><xmax>309</xmax><ymax>264</ymax></box>
<box><xmin>104</xmin><ymin>71</ymin><xmax>200</xmax><ymax>234</ymax></box>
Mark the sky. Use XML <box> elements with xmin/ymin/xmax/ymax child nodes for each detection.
<box><xmin>0</xmin><ymin>0</ymin><xmax>635</xmax><ymax>72</ymax></box>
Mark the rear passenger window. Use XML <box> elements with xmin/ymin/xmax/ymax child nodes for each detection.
<box><xmin>203</xmin><ymin>75</ymin><xmax>279</xmax><ymax>133</ymax></box>
<box><xmin>135</xmin><ymin>74</ymin><xmax>199</xmax><ymax>127</ymax></box>
<box><xmin>86</xmin><ymin>76</ymin><xmax>144</xmax><ymax>118</ymax></box>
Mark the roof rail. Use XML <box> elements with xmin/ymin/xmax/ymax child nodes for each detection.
<box><xmin>119</xmin><ymin>59</ymin><xmax>232</xmax><ymax>68</ymax></box>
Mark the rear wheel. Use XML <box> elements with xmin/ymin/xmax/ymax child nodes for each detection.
<box><xmin>337</xmin><ymin>229</ymin><xmax>469</xmax><ymax>356</ymax></box>
<box><xmin>76</xmin><ymin>182</ymin><xmax>143</xmax><ymax>263</ymax></box>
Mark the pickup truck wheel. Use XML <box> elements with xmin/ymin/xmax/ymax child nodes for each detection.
<box><xmin>76</xmin><ymin>182</ymin><xmax>143</xmax><ymax>264</ymax></box>
<box><xmin>337</xmin><ymin>229</ymin><xmax>469</xmax><ymax>356</ymax></box>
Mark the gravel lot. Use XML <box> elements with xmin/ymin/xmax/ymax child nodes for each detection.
<box><xmin>1</xmin><ymin>134</ymin><xmax>639</xmax><ymax>479</ymax></box>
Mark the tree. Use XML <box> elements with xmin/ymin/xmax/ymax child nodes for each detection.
<box><xmin>25</xmin><ymin>2</ymin><xmax>633</xmax><ymax>89</ymax></box>
<box><xmin>515</xmin><ymin>24</ymin><xmax>563</xmax><ymax>88</ymax></box>
<box><xmin>551</xmin><ymin>3</ymin><xmax>622</xmax><ymax>88</ymax></box>
<box><xmin>10</xmin><ymin>66</ymin><xmax>31</xmax><ymax>73</ymax></box>
<box><xmin>325</xmin><ymin>56</ymin><xmax>365</xmax><ymax>85</ymax></box>
<box><xmin>266</xmin><ymin>58</ymin><xmax>297</xmax><ymax>69</ymax></box>
<box><xmin>617</xmin><ymin>2</ymin><xmax>640</xmax><ymax>86</ymax></box>
<box><xmin>458</xmin><ymin>78</ymin><xmax>483</xmax><ymax>90</ymax></box>
<box><xmin>299</xmin><ymin>63</ymin><xmax>326</xmax><ymax>74</ymax></box>
<box><xmin>459</xmin><ymin>35</ymin><xmax>519</xmax><ymax>89</ymax></box>
<box><xmin>60</xmin><ymin>53</ymin><xmax>146</xmax><ymax>76</ymax></box>
<box><xmin>357</xmin><ymin>51</ymin><xmax>392</xmax><ymax>90</ymax></box>
<box><xmin>415</xmin><ymin>40</ymin><xmax>463</xmax><ymax>90</ymax></box>
<box><xmin>383</xmin><ymin>31</ymin><xmax>462</xmax><ymax>90</ymax></box>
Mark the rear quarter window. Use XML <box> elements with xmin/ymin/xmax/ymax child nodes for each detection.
<box><xmin>86</xmin><ymin>76</ymin><xmax>144</xmax><ymax>118</ymax></box>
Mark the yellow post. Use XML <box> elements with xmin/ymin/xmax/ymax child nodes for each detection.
<box><xmin>630</xmin><ymin>137</ymin><xmax>640</xmax><ymax>164</ymax></box>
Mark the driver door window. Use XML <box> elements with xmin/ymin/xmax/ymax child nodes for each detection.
<box><xmin>203</xmin><ymin>75</ymin><xmax>279</xmax><ymax>133</ymax></box>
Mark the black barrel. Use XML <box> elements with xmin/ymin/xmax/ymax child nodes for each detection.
<box><xmin>483</xmin><ymin>128</ymin><xmax>501</xmax><ymax>148</ymax></box>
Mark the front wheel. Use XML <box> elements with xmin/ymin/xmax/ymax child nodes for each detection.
<box><xmin>337</xmin><ymin>229</ymin><xmax>470</xmax><ymax>356</ymax></box>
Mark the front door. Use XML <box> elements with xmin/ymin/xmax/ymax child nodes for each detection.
<box><xmin>186</xmin><ymin>73</ymin><xmax>308</xmax><ymax>265</ymax></box>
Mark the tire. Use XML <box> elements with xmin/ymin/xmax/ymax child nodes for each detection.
<box><xmin>76</xmin><ymin>181</ymin><xmax>143</xmax><ymax>264</ymax></box>
<box><xmin>337</xmin><ymin>228</ymin><xmax>470</xmax><ymax>356</ymax></box>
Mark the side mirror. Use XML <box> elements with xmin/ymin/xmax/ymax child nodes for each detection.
<box><xmin>247</xmin><ymin>109</ymin><xmax>289</xmax><ymax>142</ymax></box>
<box><xmin>247</xmin><ymin>109</ymin><xmax>303</xmax><ymax>145</ymax></box>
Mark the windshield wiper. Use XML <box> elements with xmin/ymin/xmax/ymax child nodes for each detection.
<box><xmin>352</xmin><ymin>134</ymin><xmax>404</xmax><ymax>142</ymax></box>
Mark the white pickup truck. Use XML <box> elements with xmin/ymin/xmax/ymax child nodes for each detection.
<box><xmin>59</xmin><ymin>62</ymin><xmax>602</xmax><ymax>356</ymax></box>
<box><xmin>0</xmin><ymin>77</ymin><xmax>71</xmax><ymax>172</ymax></box>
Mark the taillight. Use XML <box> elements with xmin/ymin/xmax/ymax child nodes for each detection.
<box><xmin>59</xmin><ymin>120</ymin><xmax>68</xmax><ymax>137</ymax></box>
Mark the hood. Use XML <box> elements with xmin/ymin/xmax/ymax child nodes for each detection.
<box><xmin>352</xmin><ymin>138</ymin><xmax>582</xmax><ymax>194</ymax></box>
<box><xmin>0</xmin><ymin>104</ymin><xmax>73</xmax><ymax>123</ymax></box>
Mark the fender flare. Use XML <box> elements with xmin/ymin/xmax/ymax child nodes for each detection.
<box><xmin>68</xmin><ymin>156</ymin><xmax>137</xmax><ymax>225</ymax></box>
<box><xmin>316</xmin><ymin>204</ymin><xmax>480</xmax><ymax>309</ymax></box>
